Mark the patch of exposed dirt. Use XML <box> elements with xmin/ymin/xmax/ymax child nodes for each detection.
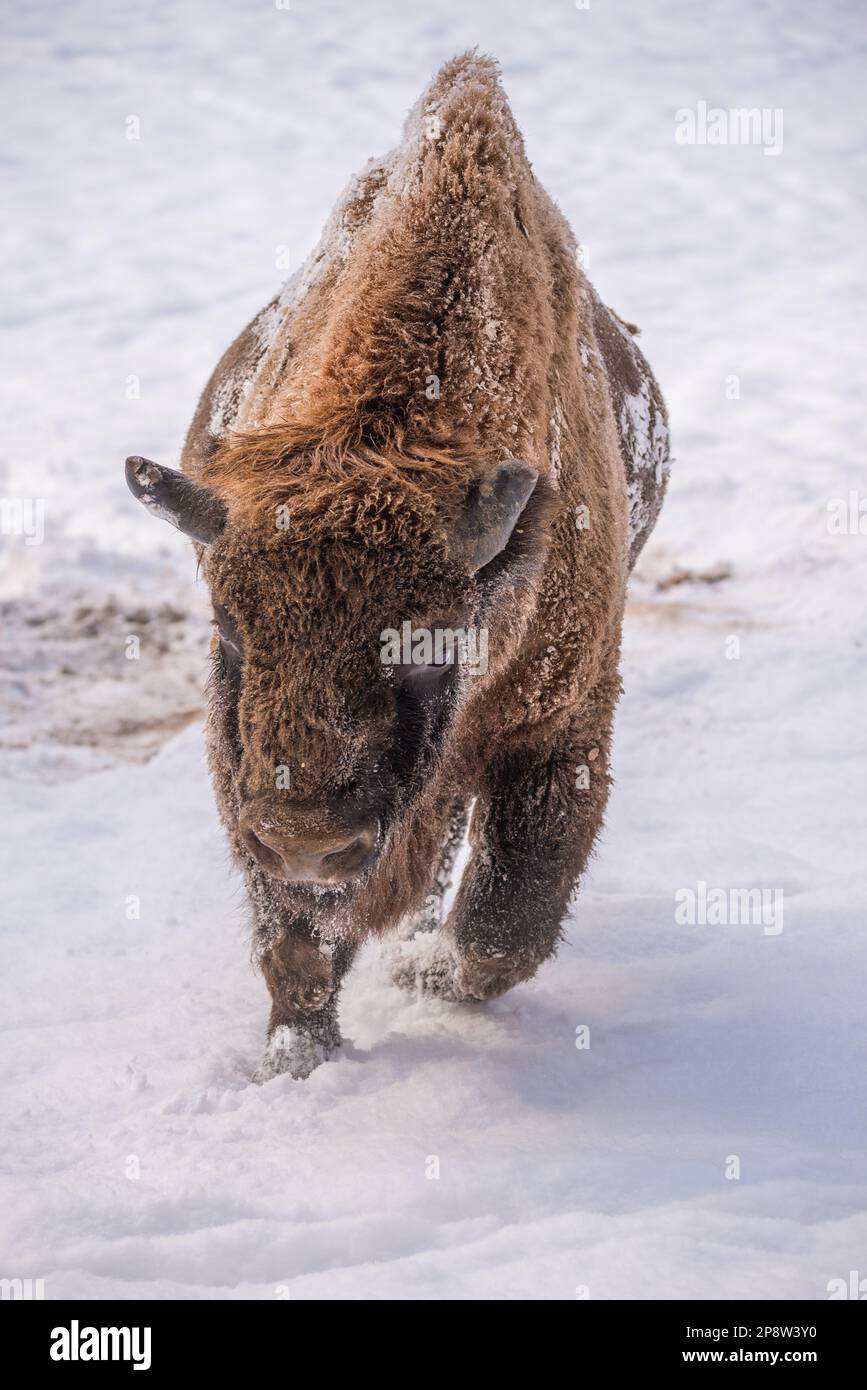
<box><xmin>655</xmin><ymin>562</ymin><xmax>733</xmax><ymax>591</ymax></box>
<box><xmin>0</xmin><ymin>589</ymin><xmax>211</xmax><ymax>777</ymax></box>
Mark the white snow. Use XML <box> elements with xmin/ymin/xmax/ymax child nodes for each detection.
<box><xmin>1</xmin><ymin>0</ymin><xmax>866</xmax><ymax>1300</ymax></box>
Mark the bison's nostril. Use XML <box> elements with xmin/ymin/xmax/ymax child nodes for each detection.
<box><xmin>242</xmin><ymin>825</ymin><xmax>286</xmax><ymax>876</ymax></box>
<box><xmin>320</xmin><ymin>829</ymin><xmax>377</xmax><ymax>876</ymax></box>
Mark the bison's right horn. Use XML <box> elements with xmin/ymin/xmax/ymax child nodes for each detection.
<box><xmin>124</xmin><ymin>456</ymin><xmax>227</xmax><ymax>545</ymax></box>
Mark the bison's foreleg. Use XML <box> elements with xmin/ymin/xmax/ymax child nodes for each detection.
<box><xmin>400</xmin><ymin>704</ymin><xmax>614</xmax><ymax>1002</ymax></box>
<box><xmin>254</xmin><ymin>918</ymin><xmax>357</xmax><ymax>1081</ymax></box>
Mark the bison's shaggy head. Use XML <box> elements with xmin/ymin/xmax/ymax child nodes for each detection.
<box><xmin>126</xmin><ymin>444</ymin><xmax>554</xmax><ymax>897</ymax></box>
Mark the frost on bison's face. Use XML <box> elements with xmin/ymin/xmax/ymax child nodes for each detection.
<box><xmin>125</xmin><ymin>451</ymin><xmax>552</xmax><ymax>905</ymax></box>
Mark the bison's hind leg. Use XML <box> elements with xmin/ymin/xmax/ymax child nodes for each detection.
<box><xmin>387</xmin><ymin>799</ymin><xmax>469</xmax><ymax>995</ymax></box>
<box><xmin>388</xmin><ymin>928</ymin><xmax>465</xmax><ymax>1001</ymax></box>
<box><xmin>393</xmin><ymin>798</ymin><xmax>469</xmax><ymax>945</ymax></box>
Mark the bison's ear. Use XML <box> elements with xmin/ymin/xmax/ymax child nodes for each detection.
<box><xmin>453</xmin><ymin>459</ymin><xmax>539</xmax><ymax>572</ymax></box>
<box><xmin>125</xmin><ymin>456</ymin><xmax>227</xmax><ymax>545</ymax></box>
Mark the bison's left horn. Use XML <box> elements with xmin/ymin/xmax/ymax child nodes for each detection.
<box><xmin>454</xmin><ymin>459</ymin><xmax>539</xmax><ymax>572</ymax></box>
<box><xmin>124</xmin><ymin>456</ymin><xmax>227</xmax><ymax>545</ymax></box>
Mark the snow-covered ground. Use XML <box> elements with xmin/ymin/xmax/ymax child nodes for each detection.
<box><xmin>2</xmin><ymin>0</ymin><xmax>866</xmax><ymax>1299</ymax></box>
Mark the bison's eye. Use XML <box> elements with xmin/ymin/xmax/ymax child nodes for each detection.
<box><xmin>398</xmin><ymin>651</ymin><xmax>456</xmax><ymax>700</ymax></box>
<box><xmin>391</xmin><ymin>625</ymin><xmax>463</xmax><ymax>700</ymax></box>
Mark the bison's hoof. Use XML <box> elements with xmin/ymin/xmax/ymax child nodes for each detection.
<box><xmin>253</xmin><ymin>1024</ymin><xmax>339</xmax><ymax>1082</ymax></box>
<box><xmin>455</xmin><ymin>944</ymin><xmax>531</xmax><ymax>1001</ymax></box>
<box><xmin>387</xmin><ymin>936</ymin><xmax>463</xmax><ymax>1001</ymax></box>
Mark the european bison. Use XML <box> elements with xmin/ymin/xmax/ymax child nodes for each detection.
<box><xmin>125</xmin><ymin>53</ymin><xmax>669</xmax><ymax>1079</ymax></box>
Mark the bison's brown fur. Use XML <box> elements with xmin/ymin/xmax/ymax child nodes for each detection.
<box><xmin>129</xmin><ymin>53</ymin><xmax>669</xmax><ymax>1079</ymax></box>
